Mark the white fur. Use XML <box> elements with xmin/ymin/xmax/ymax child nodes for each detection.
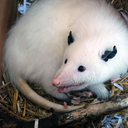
<box><xmin>3</xmin><ymin>0</ymin><xmax>128</xmax><ymax>110</ymax></box>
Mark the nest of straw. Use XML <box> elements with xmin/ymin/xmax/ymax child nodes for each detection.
<box><xmin>0</xmin><ymin>0</ymin><xmax>128</xmax><ymax>127</ymax></box>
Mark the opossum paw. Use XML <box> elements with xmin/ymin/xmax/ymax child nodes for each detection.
<box><xmin>111</xmin><ymin>75</ymin><xmax>121</xmax><ymax>84</ymax></box>
<box><xmin>75</xmin><ymin>91</ymin><xmax>93</xmax><ymax>98</ymax></box>
<box><xmin>61</xmin><ymin>93</ymin><xmax>81</xmax><ymax>105</ymax></box>
<box><xmin>71</xmin><ymin>99</ymin><xmax>80</xmax><ymax>105</ymax></box>
<box><xmin>70</xmin><ymin>91</ymin><xmax>93</xmax><ymax>104</ymax></box>
<box><xmin>63</xmin><ymin>97</ymin><xmax>80</xmax><ymax>106</ymax></box>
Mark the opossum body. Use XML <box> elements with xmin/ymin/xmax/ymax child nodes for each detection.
<box><xmin>3</xmin><ymin>0</ymin><xmax>128</xmax><ymax>112</ymax></box>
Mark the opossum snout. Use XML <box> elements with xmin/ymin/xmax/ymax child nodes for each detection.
<box><xmin>52</xmin><ymin>65</ymin><xmax>86</xmax><ymax>87</ymax></box>
<box><xmin>52</xmin><ymin>79</ymin><xmax>61</xmax><ymax>87</ymax></box>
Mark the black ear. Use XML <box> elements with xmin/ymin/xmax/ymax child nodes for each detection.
<box><xmin>68</xmin><ymin>31</ymin><xmax>74</xmax><ymax>45</ymax></box>
<box><xmin>102</xmin><ymin>46</ymin><xmax>117</xmax><ymax>62</ymax></box>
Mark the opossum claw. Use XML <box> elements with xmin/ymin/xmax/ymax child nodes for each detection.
<box><xmin>111</xmin><ymin>75</ymin><xmax>121</xmax><ymax>84</ymax></box>
<box><xmin>71</xmin><ymin>100</ymin><xmax>80</xmax><ymax>105</ymax></box>
<box><xmin>63</xmin><ymin>102</ymin><xmax>68</xmax><ymax>109</ymax></box>
<box><xmin>75</xmin><ymin>91</ymin><xmax>93</xmax><ymax>98</ymax></box>
<box><xmin>73</xmin><ymin>97</ymin><xmax>81</xmax><ymax>100</ymax></box>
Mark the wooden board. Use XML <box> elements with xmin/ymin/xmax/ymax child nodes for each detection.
<box><xmin>0</xmin><ymin>0</ymin><xmax>17</xmax><ymax>86</ymax></box>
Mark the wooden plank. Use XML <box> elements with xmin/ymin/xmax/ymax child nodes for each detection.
<box><xmin>0</xmin><ymin>0</ymin><xmax>17</xmax><ymax>86</ymax></box>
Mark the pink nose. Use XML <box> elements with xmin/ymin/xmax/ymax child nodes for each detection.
<box><xmin>52</xmin><ymin>79</ymin><xmax>61</xmax><ymax>87</ymax></box>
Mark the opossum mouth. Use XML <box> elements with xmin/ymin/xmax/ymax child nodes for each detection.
<box><xmin>58</xmin><ymin>83</ymin><xmax>83</xmax><ymax>93</ymax></box>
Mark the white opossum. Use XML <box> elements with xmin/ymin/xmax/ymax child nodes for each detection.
<box><xmin>3</xmin><ymin>0</ymin><xmax>128</xmax><ymax>112</ymax></box>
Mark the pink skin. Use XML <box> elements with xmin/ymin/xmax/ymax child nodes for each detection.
<box><xmin>111</xmin><ymin>75</ymin><xmax>121</xmax><ymax>84</ymax></box>
<box><xmin>71</xmin><ymin>92</ymin><xmax>93</xmax><ymax>105</ymax></box>
<box><xmin>63</xmin><ymin>102</ymin><xmax>68</xmax><ymax>109</ymax></box>
<box><xmin>75</xmin><ymin>91</ymin><xmax>93</xmax><ymax>97</ymax></box>
<box><xmin>71</xmin><ymin>98</ymin><xmax>80</xmax><ymax>105</ymax></box>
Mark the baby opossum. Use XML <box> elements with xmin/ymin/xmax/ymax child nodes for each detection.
<box><xmin>3</xmin><ymin>0</ymin><xmax>128</xmax><ymax>112</ymax></box>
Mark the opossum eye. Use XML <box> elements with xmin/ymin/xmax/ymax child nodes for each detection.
<box><xmin>64</xmin><ymin>59</ymin><xmax>68</xmax><ymax>64</ymax></box>
<box><xmin>68</xmin><ymin>31</ymin><xmax>74</xmax><ymax>45</ymax></box>
<box><xmin>78</xmin><ymin>65</ymin><xmax>86</xmax><ymax>72</ymax></box>
<box><xmin>102</xmin><ymin>46</ymin><xmax>117</xmax><ymax>62</ymax></box>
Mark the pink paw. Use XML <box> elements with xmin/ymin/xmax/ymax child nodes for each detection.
<box><xmin>111</xmin><ymin>75</ymin><xmax>121</xmax><ymax>84</ymax></box>
<box><xmin>75</xmin><ymin>91</ymin><xmax>93</xmax><ymax>98</ymax></box>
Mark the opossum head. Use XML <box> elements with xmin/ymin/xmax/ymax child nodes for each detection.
<box><xmin>52</xmin><ymin>31</ymin><xmax>125</xmax><ymax>93</ymax></box>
